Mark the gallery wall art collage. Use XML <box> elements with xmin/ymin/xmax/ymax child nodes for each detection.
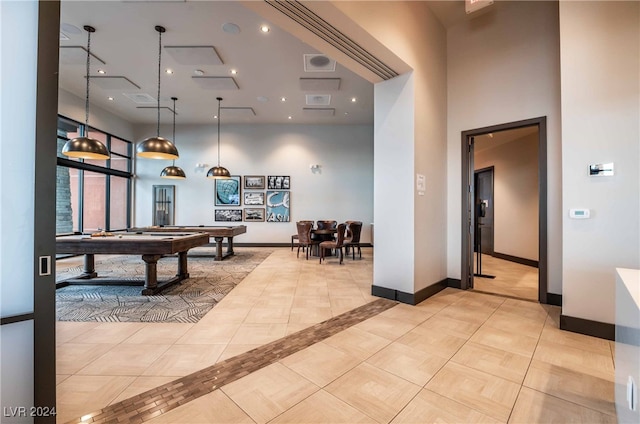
<box><xmin>214</xmin><ymin>175</ymin><xmax>290</xmax><ymax>222</ymax></box>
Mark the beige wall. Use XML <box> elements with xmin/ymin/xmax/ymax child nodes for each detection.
<box><xmin>475</xmin><ymin>133</ymin><xmax>539</xmax><ymax>261</ymax></box>
<box><xmin>446</xmin><ymin>1</ymin><xmax>562</xmax><ymax>292</ymax></box>
<box><xmin>560</xmin><ymin>1</ymin><xmax>640</xmax><ymax>324</ymax></box>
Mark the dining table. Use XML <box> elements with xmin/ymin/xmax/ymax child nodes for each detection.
<box><xmin>311</xmin><ymin>228</ymin><xmax>338</xmax><ymax>257</ymax></box>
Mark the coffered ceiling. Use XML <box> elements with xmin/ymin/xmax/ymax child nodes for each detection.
<box><xmin>58</xmin><ymin>1</ymin><xmax>374</xmax><ymax>125</ymax></box>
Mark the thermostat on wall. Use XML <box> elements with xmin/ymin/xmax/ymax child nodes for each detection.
<box><xmin>569</xmin><ymin>208</ymin><xmax>590</xmax><ymax>219</ymax></box>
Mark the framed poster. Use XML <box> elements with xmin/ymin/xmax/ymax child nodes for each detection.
<box><xmin>214</xmin><ymin>209</ymin><xmax>242</xmax><ymax>222</ymax></box>
<box><xmin>266</xmin><ymin>190</ymin><xmax>290</xmax><ymax>222</ymax></box>
<box><xmin>215</xmin><ymin>176</ymin><xmax>241</xmax><ymax>206</ymax></box>
<box><xmin>267</xmin><ymin>175</ymin><xmax>290</xmax><ymax>190</ymax></box>
<box><xmin>244</xmin><ymin>175</ymin><xmax>265</xmax><ymax>190</ymax></box>
<box><xmin>244</xmin><ymin>208</ymin><xmax>265</xmax><ymax>222</ymax></box>
<box><xmin>243</xmin><ymin>191</ymin><xmax>265</xmax><ymax>206</ymax></box>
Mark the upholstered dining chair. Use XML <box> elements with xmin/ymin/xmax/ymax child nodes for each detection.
<box><xmin>319</xmin><ymin>223</ymin><xmax>346</xmax><ymax>264</ymax></box>
<box><xmin>296</xmin><ymin>221</ymin><xmax>319</xmax><ymax>260</ymax></box>
<box><xmin>344</xmin><ymin>221</ymin><xmax>363</xmax><ymax>260</ymax></box>
<box><xmin>291</xmin><ymin>220</ymin><xmax>314</xmax><ymax>251</ymax></box>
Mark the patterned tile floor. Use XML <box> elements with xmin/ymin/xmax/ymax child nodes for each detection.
<box><xmin>56</xmin><ymin>247</ymin><xmax>617</xmax><ymax>423</ymax></box>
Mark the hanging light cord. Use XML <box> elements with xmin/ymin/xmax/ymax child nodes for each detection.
<box><xmin>84</xmin><ymin>27</ymin><xmax>92</xmax><ymax>134</ymax></box>
<box><xmin>172</xmin><ymin>97</ymin><xmax>176</xmax><ymax>166</ymax></box>
<box><xmin>217</xmin><ymin>98</ymin><xmax>222</xmax><ymax>167</ymax></box>
<box><xmin>156</xmin><ymin>29</ymin><xmax>162</xmax><ymax>137</ymax></box>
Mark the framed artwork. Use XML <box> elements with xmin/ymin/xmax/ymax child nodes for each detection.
<box><xmin>244</xmin><ymin>175</ymin><xmax>265</xmax><ymax>190</ymax></box>
<box><xmin>244</xmin><ymin>191</ymin><xmax>265</xmax><ymax>206</ymax></box>
<box><xmin>266</xmin><ymin>190</ymin><xmax>290</xmax><ymax>222</ymax></box>
<box><xmin>244</xmin><ymin>208</ymin><xmax>265</xmax><ymax>222</ymax></box>
<box><xmin>215</xmin><ymin>176</ymin><xmax>241</xmax><ymax>206</ymax></box>
<box><xmin>214</xmin><ymin>209</ymin><xmax>242</xmax><ymax>222</ymax></box>
<box><xmin>267</xmin><ymin>175</ymin><xmax>290</xmax><ymax>190</ymax></box>
<box><xmin>152</xmin><ymin>185</ymin><xmax>175</xmax><ymax>226</ymax></box>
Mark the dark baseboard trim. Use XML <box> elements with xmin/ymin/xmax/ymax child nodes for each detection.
<box><xmin>447</xmin><ymin>278</ymin><xmax>462</xmax><ymax>289</ymax></box>
<box><xmin>560</xmin><ymin>314</ymin><xmax>614</xmax><ymax>341</ymax></box>
<box><xmin>547</xmin><ymin>293</ymin><xmax>562</xmax><ymax>306</ymax></box>
<box><xmin>372</xmin><ymin>279</ymin><xmax>448</xmax><ymax>305</ymax></box>
<box><xmin>1</xmin><ymin>312</ymin><xmax>35</xmax><ymax>326</ymax></box>
<box><xmin>493</xmin><ymin>252</ymin><xmax>539</xmax><ymax>268</ymax></box>
<box><xmin>235</xmin><ymin>243</ymin><xmax>373</xmax><ymax>248</ymax></box>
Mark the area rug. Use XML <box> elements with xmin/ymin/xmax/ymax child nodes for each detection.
<box><xmin>55</xmin><ymin>247</ymin><xmax>273</xmax><ymax>323</ymax></box>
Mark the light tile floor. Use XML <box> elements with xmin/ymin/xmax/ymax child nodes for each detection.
<box><xmin>473</xmin><ymin>254</ymin><xmax>539</xmax><ymax>301</ymax></box>
<box><xmin>56</xmin><ymin>247</ymin><xmax>616</xmax><ymax>423</ymax></box>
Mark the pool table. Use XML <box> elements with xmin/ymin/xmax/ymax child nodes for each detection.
<box><xmin>56</xmin><ymin>232</ymin><xmax>209</xmax><ymax>295</ymax></box>
<box><xmin>129</xmin><ymin>225</ymin><xmax>247</xmax><ymax>261</ymax></box>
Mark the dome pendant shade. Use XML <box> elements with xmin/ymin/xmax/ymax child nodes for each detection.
<box><xmin>62</xmin><ymin>25</ymin><xmax>110</xmax><ymax>160</ymax></box>
<box><xmin>62</xmin><ymin>136</ymin><xmax>110</xmax><ymax>160</ymax></box>
<box><xmin>160</xmin><ymin>165</ymin><xmax>186</xmax><ymax>179</ymax></box>
<box><xmin>206</xmin><ymin>97</ymin><xmax>231</xmax><ymax>179</ymax></box>
<box><xmin>160</xmin><ymin>97</ymin><xmax>185</xmax><ymax>178</ymax></box>
<box><xmin>206</xmin><ymin>166</ymin><xmax>231</xmax><ymax>179</ymax></box>
<box><xmin>137</xmin><ymin>136</ymin><xmax>179</xmax><ymax>160</ymax></box>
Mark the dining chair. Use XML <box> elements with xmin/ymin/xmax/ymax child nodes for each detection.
<box><xmin>291</xmin><ymin>220</ymin><xmax>314</xmax><ymax>251</ymax></box>
<box><xmin>313</xmin><ymin>220</ymin><xmax>337</xmax><ymax>242</ymax></box>
<box><xmin>296</xmin><ymin>221</ymin><xmax>319</xmax><ymax>260</ymax></box>
<box><xmin>319</xmin><ymin>223</ymin><xmax>346</xmax><ymax>264</ymax></box>
<box><xmin>344</xmin><ymin>221</ymin><xmax>363</xmax><ymax>260</ymax></box>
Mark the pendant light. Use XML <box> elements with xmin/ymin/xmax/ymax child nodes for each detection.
<box><xmin>206</xmin><ymin>97</ymin><xmax>231</xmax><ymax>179</ymax></box>
<box><xmin>160</xmin><ymin>97</ymin><xmax>186</xmax><ymax>179</ymax></box>
<box><xmin>136</xmin><ymin>25</ymin><xmax>179</xmax><ymax>160</ymax></box>
<box><xmin>61</xmin><ymin>26</ymin><xmax>110</xmax><ymax>160</ymax></box>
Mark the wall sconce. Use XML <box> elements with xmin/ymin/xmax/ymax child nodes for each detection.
<box><xmin>310</xmin><ymin>164</ymin><xmax>321</xmax><ymax>174</ymax></box>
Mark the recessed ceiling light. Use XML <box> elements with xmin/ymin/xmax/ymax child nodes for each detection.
<box><xmin>107</xmin><ymin>96</ymin><xmax>114</xmax><ymax>101</ymax></box>
<box><xmin>281</xmin><ymin>97</ymin><xmax>286</xmax><ymax>102</ymax></box>
<box><xmin>260</xmin><ymin>25</ymin><xmax>270</xmax><ymax>33</ymax></box>
<box><xmin>194</xmin><ymin>69</ymin><xmax>205</xmax><ymax>76</ymax></box>
<box><xmin>351</xmin><ymin>97</ymin><xmax>357</xmax><ymax>103</ymax></box>
<box><xmin>288</xmin><ymin>116</ymin><xmax>292</xmax><ymax>120</ymax></box>
<box><xmin>213</xmin><ymin>115</ymin><xmax>218</xmax><ymax>119</ymax></box>
<box><xmin>165</xmin><ymin>68</ymin><xmax>174</xmax><ymax>75</ymax></box>
<box><xmin>230</xmin><ymin>69</ymin><xmax>237</xmax><ymax>75</ymax></box>
<box><xmin>97</xmin><ymin>69</ymin><xmax>106</xmax><ymax>74</ymax></box>
<box><xmin>344</xmin><ymin>112</ymin><xmax>349</xmax><ymax>115</ymax></box>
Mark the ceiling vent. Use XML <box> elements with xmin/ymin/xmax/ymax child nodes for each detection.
<box><xmin>300</xmin><ymin>78</ymin><xmax>341</xmax><ymax>91</ymax></box>
<box><xmin>305</xmin><ymin>94</ymin><xmax>331</xmax><ymax>106</ymax></box>
<box><xmin>303</xmin><ymin>108</ymin><xmax>335</xmax><ymax>117</ymax></box>
<box><xmin>304</xmin><ymin>54</ymin><xmax>336</xmax><ymax>72</ymax></box>
<box><xmin>136</xmin><ymin>106</ymin><xmax>176</xmax><ymax>114</ymax></box>
<box><xmin>123</xmin><ymin>92</ymin><xmax>156</xmax><ymax>105</ymax></box>
<box><xmin>59</xmin><ymin>46</ymin><xmax>105</xmax><ymax>65</ymax></box>
<box><xmin>89</xmin><ymin>76</ymin><xmax>140</xmax><ymax>90</ymax></box>
<box><xmin>221</xmin><ymin>107</ymin><xmax>256</xmax><ymax>117</ymax></box>
<box><xmin>165</xmin><ymin>46</ymin><xmax>223</xmax><ymax>65</ymax></box>
<box><xmin>191</xmin><ymin>76</ymin><xmax>239</xmax><ymax>90</ymax></box>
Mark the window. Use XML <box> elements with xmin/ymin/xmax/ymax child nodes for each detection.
<box><xmin>56</xmin><ymin>116</ymin><xmax>133</xmax><ymax>234</ymax></box>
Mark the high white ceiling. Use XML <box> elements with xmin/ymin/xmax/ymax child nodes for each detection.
<box><xmin>58</xmin><ymin>1</ymin><xmax>374</xmax><ymax>125</ymax></box>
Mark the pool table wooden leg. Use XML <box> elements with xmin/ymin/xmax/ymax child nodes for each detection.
<box><xmin>141</xmin><ymin>254</ymin><xmax>162</xmax><ymax>295</ymax></box>
<box><xmin>214</xmin><ymin>237</ymin><xmax>224</xmax><ymax>261</ymax></box>
<box><xmin>82</xmin><ymin>254</ymin><xmax>98</xmax><ymax>278</ymax></box>
<box><xmin>226</xmin><ymin>236</ymin><xmax>234</xmax><ymax>256</ymax></box>
<box><xmin>177</xmin><ymin>250</ymin><xmax>189</xmax><ymax>279</ymax></box>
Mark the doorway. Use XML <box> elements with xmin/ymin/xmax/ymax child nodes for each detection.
<box><xmin>461</xmin><ymin>117</ymin><xmax>548</xmax><ymax>304</ymax></box>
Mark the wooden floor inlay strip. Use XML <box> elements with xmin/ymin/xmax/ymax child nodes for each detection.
<box><xmin>66</xmin><ymin>298</ymin><xmax>397</xmax><ymax>424</ymax></box>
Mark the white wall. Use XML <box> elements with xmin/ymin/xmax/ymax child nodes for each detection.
<box><xmin>475</xmin><ymin>133</ymin><xmax>539</xmax><ymax>261</ymax></box>
<box><xmin>332</xmin><ymin>1</ymin><xmax>448</xmax><ymax>294</ymax></box>
<box><xmin>446</xmin><ymin>1</ymin><xmax>562</xmax><ymax>292</ymax></box>
<box><xmin>58</xmin><ymin>88</ymin><xmax>136</xmax><ymax>141</ymax></box>
<box><xmin>559</xmin><ymin>1</ymin><xmax>640</xmax><ymax>324</ymax></box>
<box><xmin>133</xmin><ymin>123</ymin><xmax>374</xmax><ymax>244</ymax></box>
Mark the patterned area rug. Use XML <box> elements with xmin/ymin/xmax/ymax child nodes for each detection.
<box><xmin>56</xmin><ymin>247</ymin><xmax>272</xmax><ymax>323</ymax></box>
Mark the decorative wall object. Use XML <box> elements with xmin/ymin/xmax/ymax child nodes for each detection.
<box><xmin>153</xmin><ymin>185</ymin><xmax>175</xmax><ymax>226</ymax></box>
<box><xmin>244</xmin><ymin>192</ymin><xmax>265</xmax><ymax>206</ymax></box>
<box><xmin>215</xmin><ymin>175</ymin><xmax>241</xmax><ymax>206</ymax></box>
<box><xmin>244</xmin><ymin>208</ymin><xmax>265</xmax><ymax>222</ymax></box>
<box><xmin>244</xmin><ymin>175</ymin><xmax>265</xmax><ymax>189</ymax></box>
<box><xmin>266</xmin><ymin>190</ymin><xmax>290</xmax><ymax>222</ymax></box>
<box><xmin>267</xmin><ymin>175</ymin><xmax>290</xmax><ymax>190</ymax></box>
<box><xmin>215</xmin><ymin>209</ymin><xmax>242</xmax><ymax>222</ymax></box>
